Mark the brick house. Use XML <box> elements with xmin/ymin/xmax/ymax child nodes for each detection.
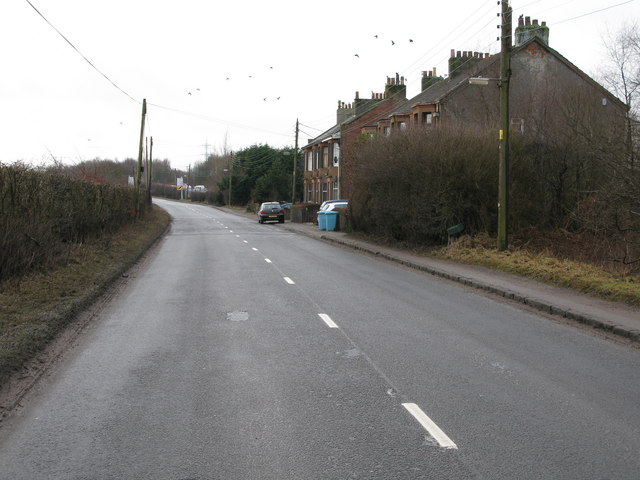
<box><xmin>379</xmin><ymin>17</ymin><xmax>626</xmax><ymax>139</ymax></box>
<box><xmin>301</xmin><ymin>75</ymin><xmax>407</xmax><ymax>204</ymax></box>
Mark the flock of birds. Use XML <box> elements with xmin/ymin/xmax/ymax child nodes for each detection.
<box><xmin>181</xmin><ymin>34</ymin><xmax>417</xmax><ymax>102</ymax></box>
<box><xmin>355</xmin><ymin>35</ymin><xmax>414</xmax><ymax>58</ymax></box>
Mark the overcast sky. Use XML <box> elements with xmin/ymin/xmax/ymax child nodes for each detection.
<box><xmin>2</xmin><ymin>0</ymin><xmax>638</xmax><ymax>170</ymax></box>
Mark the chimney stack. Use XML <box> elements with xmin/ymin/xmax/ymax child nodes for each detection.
<box><xmin>515</xmin><ymin>14</ymin><xmax>550</xmax><ymax>46</ymax></box>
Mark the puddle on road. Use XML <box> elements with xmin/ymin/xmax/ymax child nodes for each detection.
<box><xmin>227</xmin><ymin>311</ymin><xmax>249</xmax><ymax>322</ymax></box>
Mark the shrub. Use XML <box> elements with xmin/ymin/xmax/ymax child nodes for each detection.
<box><xmin>0</xmin><ymin>163</ymin><xmax>145</xmax><ymax>284</ymax></box>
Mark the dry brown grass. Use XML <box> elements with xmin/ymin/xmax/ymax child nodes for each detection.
<box><xmin>0</xmin><ymin>205</ymin><xmax>170</xmax><ymax>386</ymax></box>
<box><xmin>432</xmin><ymin>233</ymin><xmax>640</xmax><ymax>307</ymax></box>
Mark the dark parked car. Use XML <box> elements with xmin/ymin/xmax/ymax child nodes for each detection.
<box><xmin>258</xmin><ymin>202</ymin><xmax>285</xmax><ymax>224</ymax></box>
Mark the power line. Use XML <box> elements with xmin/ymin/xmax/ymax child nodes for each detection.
<box><xmin>24</xmin><ymin>0</ymin><xmax>139</xmax><ymax>104</ymax></box>
<box><xmin>147</xmin><ymin>102</ymin><xmax>293</xmax><ymax>138</ymax></box>
<box><xmin>550</xmin><ymin>0</ymin><xmax>637</xmax><ymax>25</ymax></box>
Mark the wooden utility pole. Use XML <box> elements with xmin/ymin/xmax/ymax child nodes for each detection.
<box><xmin>229</xmin><ymin>157</ymin><xmax>233</xmax><ymax>206</ymax></box>
<box><xmin>292</xmin><ymin>118</ymin><xmax>299</xmax><ymax>204</ymax></box>
<box><xmin>498</xmin><ymin>1</ymin><xmax>512</xmax><ymax>251</ymax></box>
<box><xmin>136</xmin><ymin>99</ymin><xmax>147</xmax><ymax>188</ymax></box>
<box><xmin>147</xmin><ymin>137</ymin><xmax>153</xmax><ymax>204</ymax></box>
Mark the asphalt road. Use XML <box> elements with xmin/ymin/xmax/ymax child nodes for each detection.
<box><xmin>1</xmin><ymin>199</ymin><xmax>639</xmax><ymax>479</ymax></box>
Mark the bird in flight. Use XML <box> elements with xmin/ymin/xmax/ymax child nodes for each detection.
<box><xmin>354</xmin><ymin>53</ymin><xmax>359</xmax><ymax>58</ymax></box>
<box><xmin>391</xmin><ymin>40</ymin><xmax>395</xmax><ymax>45</ymax></box>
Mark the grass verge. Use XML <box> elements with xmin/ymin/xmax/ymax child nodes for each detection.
<box><xmin>0</xmin><ymin>205</ymin><xmax>170</xmax><ymax>387</ymax></box>
<box><xmin>431</xmin><ymin>234</ymin><xmax>640</xmax><ymax>307</ymax></box>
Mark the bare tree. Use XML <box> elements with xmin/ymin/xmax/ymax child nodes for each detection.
<box><xmin>600</xmin><ymin>22</ymin><xmax>640</xmax><ymax>165</ymax></box>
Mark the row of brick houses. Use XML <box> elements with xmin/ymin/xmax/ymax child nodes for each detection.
<box><xmin>301</xmin><ymin>16</ymin><xmax>628</xmax><ymax>204</ymax></box>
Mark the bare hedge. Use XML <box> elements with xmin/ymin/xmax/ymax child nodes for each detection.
<box><xmin>347</xmin><ymin>125</ymin><xmax>639</xmax><ymax>270</ymax></box>
<box><xmin>348</xmin><ymin>128</ymin><xmax>498</xmax><ymax>243</ymax></box>
<box><xmin>0</xmin><ymin>163</ymin><xmax>146</xmax><ymax>283</ymax></box>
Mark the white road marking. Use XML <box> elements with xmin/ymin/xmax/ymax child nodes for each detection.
<box><xmin>236</xmin><ymin>235</ymin><xmax>240</xmax><ymax>238</ymax></box>
<box><xmin>283</xmin><ymin>277</ymin><xmax>295</xmax><ymax>284</ymax></box>
<box><xmin>243</xmin><ymin>240</ymin><xmax>249</xmax><ymax>244</ymax></box>
<box><xmin>318</xmin><ymin>313</ymin><xmax>339</xmax><ymax>328</ymax></box>
<box><xmin>402</xmin><ymin>403</ymin><xmax>458</xmax><ymax>449</ymax></box>
<box><xmin>265</xmin><ymin>259</ymin><xmax>272</xmax><ymax>263</ymax></box>
<box><xmin>252</xmin><ymin>247</ymin><xmax>258</xmax><ymax>251</ymax></box>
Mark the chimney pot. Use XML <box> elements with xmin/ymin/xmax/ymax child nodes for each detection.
<box><xmin>542</xmin><ymin>21</ymin><xmax>547</xmax><ymax>26</ymax></box>
<box><xmin>450</xmin><ymin>49</ymin><xmax>455</xmax><ymax>57</ymax></box>
<box><xmin>433</xmin><ymin>67</ymin><xmax>437</xmax><ymax>76</ymax></box>
<box><xmin>533</xmin><ymin>19</ymin><xmax>539</xmax><ymax>26</ymax></box>
<box><xmin>457</xmin><ymin>50</ymin><xmax>461</xmax><ymax>57</ymax></box>
<box><xmin>525</xmin><ymin>16</ymin><xmax>531</xmax><ymax>26</ymax></box>
<box><xmin>355</xmin><ymin>91</ymin><xmax>359</xmax><ymax>100</ymax></box>
<box><xmin>519</xmin><ymin>15</ymin><xmax>524</xmax><ymax>27</ymax></box>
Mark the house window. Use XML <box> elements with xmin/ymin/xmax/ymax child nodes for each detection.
<box><xmin>323</xmin><ymin>146</ymin><xmax>329</xmax><ymax>168</ymax></box>
<box><xmin>306</xmin><ymin>151</ymin><xmax>313</xmax><ymax>171</ymax></box>
<box><xmin>424</xmin><ymin>113</ymin><xmax>432</xmax><ymax>125</ymax></box>
<box><xmin>322</xmin><ymin>182</ymin><xmax>328</xmax><ymax>202</ymax></box>
<box><xmin>307</xmin><ymin>183</ymin><xmax>312</xmax><ymax>202</ymax></box>
<box><xmin>314</xmin><ymin>149</ymin><xmax>319</xmax><ymax>170</ymax></box>
<box><xmin>398</xmin><ymin>121</ymin><xmax>407</xmax><ymax>130</ymax></box>
<box><xmin>333</xmin><ymin>177</ymin><xmax>339</xmax><ymax>198</ymax></box>
<box><xmin>332</xmin><ymin>143</ymin><xmax>340</xmax><ymax>166</ymax></box>
<box><xmin>383</xmin><ymin>126</ymin><xmax>391</xmax><ymax>136</ymax></box>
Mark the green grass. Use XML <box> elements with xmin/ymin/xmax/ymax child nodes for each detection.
<box><xmin>0</xmin><ymin>205</ymin><xmax>170</xmax><ymax>386</ymax></box>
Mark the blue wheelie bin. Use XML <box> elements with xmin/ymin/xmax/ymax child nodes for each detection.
<box><xmin>325</xmin><ymin>211</ymin><xmax>339</xmax><ymax>231</ymax></box>
<box><xmin>317</xmin><ymin>210</ymin><xmax>327</xmax><ymax>230</ymax></box>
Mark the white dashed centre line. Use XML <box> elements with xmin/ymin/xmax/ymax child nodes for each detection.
<box><xmin>252</xmin><ymin>247</ymin><xmax>258</xmax><ymax>251</ymax></box>
<box><xmin>243</xmin><ymin>240</ymin><xmax>248</xmax><ymax>244</ymax></box>
<box><xmin>265</xmin><ymin>259</ymin><xmax>272</xmax><ymax>263</ymax></box>
<box><xmin>318</xmin><ymin>313</ymin><xmax>339</xmax><ymax>328</ymax></box>
<box><xmin>402</xmin><ymin>403</ymin><xmax>458</xmax><ymax>450</ymax></box>
<box><xmin>283</xmin><ymin>277</ymin><xmax>295</xmax><ymax>285</ymax></box>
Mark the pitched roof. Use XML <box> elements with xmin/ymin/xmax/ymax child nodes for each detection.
<box><xmin>389</xmin><ymin>37</ymin><xmax>626</xmax><ymax>117</ymax></box>
<box><xmin>304</xmin><ymin>122</ymin><xmax>345</xmax><ymax>148</ymax></box>
<box><xmin>391</xmin><ymin>53</ymin><xmax>499</xmax><ymax>116</ymax></box>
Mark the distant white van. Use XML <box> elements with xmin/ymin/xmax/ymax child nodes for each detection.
<box><xmin>193</xmin><ymin>185</ymin><xmax>207</xmax><ymax>192</ymax></box>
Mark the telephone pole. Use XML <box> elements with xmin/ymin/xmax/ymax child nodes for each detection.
<box><xmin>497</xmin><ymin>0</ymin><xmax>512</xmax><ymax>251</ymax></box>
<box><xmin>136</xmin><ymin>99</ymin><xmax>147</xmax><ymax>189</ymax></box>
<box><xmin>147</xmin><ymin>137</ymin><xmax>153</xmax><ymax>204</ymax></box>
<box><xmin>292</xmin><ymin>119</ymin><xmax>299</xmax><ymax>204</ymax></box>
